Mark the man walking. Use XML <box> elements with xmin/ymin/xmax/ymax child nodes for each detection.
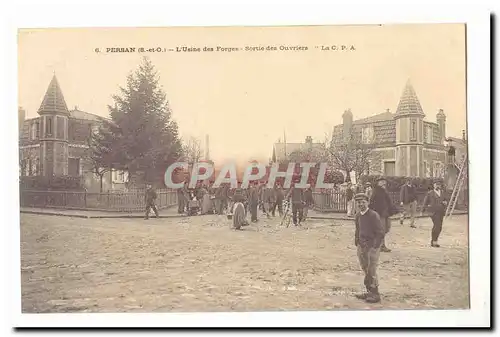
<box><xmin>422</xmin><ymin>180</ymin><xmax>448</xmax><ymax>247</ymax></box>
<box><xmin>177</xmin><ymin>182</ymin><xmax>188</xmax><ymax>214</ymax></box>
<box><xmin>144</xmin><ymin>183</ymin><xmax>159</xmax><ymax>220</ymax></box>
<box><xmin>400</xmin><ymin>178</ymin><xmax>417</xmax><ymax>228</ymax></box>
<box><xmin>302</xmin><ymin>186</ymin><xmax>314</xmax><ymax>221</ymax></box>
<box><xmin>346</xmin><ymin>183</ymin><xmax>355</xmax><ymax>217</ymax></box>
<box><xmin>286</xmin><ymin>182</ymin><xmax>305</xmax><ymax>226</ymax></box>
<box><xmin>369</xmin><ymin>177</ymin><xmax>396</xmax><ymax>252</ymax></box>
<box><xmin>248</xmin><ymin>182</ymin><xmax>260</xmax><ymax>222</ymax></box>
<box><xmin>354</xmin><ymin>193</ymin><xmax>385</xmax><ymax>303</ymax></box>
<box><xmin>260</xmin><ymin>183</ymin><xmax>273</xmax><ymax>219</ymax></box>
<box><xmin>271</xmin><ymin>183</ymin><xmax>285</xmax><ymax>217</ymax></box>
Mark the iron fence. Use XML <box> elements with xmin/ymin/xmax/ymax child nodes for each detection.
<box><xmin>312</xmin><ymin>189</ymin><xmax>467</xmax><ymax>213</ymax></box>
<box><xmin>20</xmin><ymin>188</ymin><xmax>178</xmax><ymax>212</ymax></box>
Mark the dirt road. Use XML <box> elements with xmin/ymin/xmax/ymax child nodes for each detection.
<box><xmin>20</xmin><ymin>213</ymin><xmax>469</xmax><ymax>312</ymax></box>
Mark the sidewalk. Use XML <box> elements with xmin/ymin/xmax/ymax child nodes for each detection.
<box><xmin>307</xmin><ymin>209</ymin><xmax>468</xmax><ymax>220</ymax></box>
<box><xmin>20</xmin><ymin>207</ymin><xmax>184</xmax><ymax>219</ymax></box>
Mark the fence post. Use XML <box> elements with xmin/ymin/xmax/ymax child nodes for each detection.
<box><xmin>107</xmin><ymin>190</ymin><xmax>111</xmax><ymax>208</ymax></box>
<box><xmin>84</xmin><ymin>191</ymin><xmax>87</xmax><ymax>208</ymax></box>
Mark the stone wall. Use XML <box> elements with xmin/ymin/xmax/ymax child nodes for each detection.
<box><xmin>56</xmin><ymin>116</ymin><xmax>65</xmax><ymax>139</ymax></box>
<box><xmin>53</xmin><ymin>142</ymin><xmax>68</xmax><ymax>175</ymax></box>
<box><xmin>43</xmin><ymin>142</ymin><xmax>53</xmax><ymax>176</ymax></box>
<box><xmin>409</xmin><ymin>146</ymin><xmax>418</xmax><ymax>176</ymax></box>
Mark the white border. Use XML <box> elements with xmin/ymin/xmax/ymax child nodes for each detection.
<box><xmin>1</xmin><ymin>0</ymin><xmax>491</xmax><ymax>329</ymax></box>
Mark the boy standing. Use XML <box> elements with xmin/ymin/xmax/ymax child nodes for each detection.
<box><xmin>354</xmin><ymin>193</ymin><xmax>385</xmax><ymax>303</ymax></box>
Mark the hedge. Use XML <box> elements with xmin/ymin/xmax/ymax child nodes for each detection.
<box><xmin>358</xmin><ymin>175</ymin><xmax>445</xmax><ymax>193</ymax></box>
<box><xmin>20</xmin><ymin>175</ymin><xmax>85</xmax><ymax>191</ymax></box>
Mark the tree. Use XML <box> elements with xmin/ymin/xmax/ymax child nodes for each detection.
<box><xmin>87</xmin><ymin>121</ymin><xmax>117</xmax><ymax>192</ymax></box>
<box><xmin>106</xmin><ymin>57</ymin><xmax>183</xmax><ymax>186</ymax></box>
<box><xmin>326</xmin><ymin>132</ymin><xmax>376</xmax><ymax>183</ymax></box>
<box><xmin>181</xmin><ymin>136</ymin><xmax>202</xmax><ymax>164</ymax></box>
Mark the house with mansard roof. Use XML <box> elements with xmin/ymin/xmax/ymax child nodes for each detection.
<box><xmin>18</xmin><ymin>75</ymin><xmax>128</xmax><ymax>192</ymax></box>
<box><xmin>330</xmin><ymin>80</ymin><xmax>449</xmax><ymax>178</ymax></box>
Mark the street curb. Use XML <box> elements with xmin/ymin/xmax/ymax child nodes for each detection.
<box><xmin>20</xmin><ymin>211</ymin><xmax>90</xmax><ymax>219</ymax></box>
<box><xmin>20</xmin><ymin>211</ymin><xmax>187</xmax><ymax>219</ymax></box>
<box><xmin>90</xmin><ymin>215</ymin><xmax>187</xmax><ymax>219</ymax></box>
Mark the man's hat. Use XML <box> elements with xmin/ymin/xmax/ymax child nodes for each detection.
<box><xmin>433</xmin><ymin>179</ymin><xmax>442</xmax><ymax>185</ymax></box>
<box><xmin>354</xmin><ymin>193</ymin><xmax>369</xmax><ymax>201</ymax></box>
<box><xmin>365</xmin><ymin>182</ymin><xmax>372</xmax><ymax>186</ymax></box>
<box><xmin>376</xmin><ymin>177</ymin><xmax>387</xmax><ymax>182</ymax></box>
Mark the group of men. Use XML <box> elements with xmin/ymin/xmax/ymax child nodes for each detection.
<box><xmin>171</xmin><ymin>180</ymin><xmax>315</xmax><ymax>225</ymax></box>
<box><xmin>352</xmin><ymin>177</ymin><xmax>449</xmax><ymax>303</ymax></box>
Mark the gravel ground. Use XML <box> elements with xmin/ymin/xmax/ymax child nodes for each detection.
<box><xmin>20</xmin><ymin>213</ymin><xmax>469</xmax><ymax>313</ymax></box>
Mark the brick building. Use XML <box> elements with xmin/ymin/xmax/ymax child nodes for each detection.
<box><xmin>18</xmin><ymin>75</ymin><xmax>127</xmax><ymax>192</ymax></box>
<box><xmin>330</xmin><ymin>80</ymin><xmax>451</xmax><ymax>178</ymax></box>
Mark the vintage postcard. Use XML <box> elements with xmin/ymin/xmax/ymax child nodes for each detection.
<box><xmin>12</xmin><ymin>18</ymin><xmax>488</xmax><ymax>328</ymax></box>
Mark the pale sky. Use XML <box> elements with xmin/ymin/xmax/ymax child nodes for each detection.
<box><xmin>18</xmin><ymin>24</ymin><xmax>466</xmax><ymax>165</ymax></box>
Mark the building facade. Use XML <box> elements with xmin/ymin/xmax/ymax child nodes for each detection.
<box><xmin>272</xmin><ymin>136</ymin><xmax>326</xmax><ymax>163</ymax></box>
<box><xmin>18</xmin><ymin>75</ymin><xmax>127</xmax><ymax>192</ymax></box>
<box><xmin>330</xmin><ymin>80</ymin><xmax>450</xmax><ymax>178</ymax></box>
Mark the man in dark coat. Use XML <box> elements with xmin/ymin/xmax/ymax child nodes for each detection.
<box><xmin>346</xmin><ymin>183</ymin><xmax>355</xmax><ymax>217</ymax></box>
<box><xmin>369</xmin><ymin>177</ymin><xmax>396</xmax><ymax>252</ymax></box>
<box><xmin>400</xmin><ymin>178</ymin><xmax>417</xmax><ymax>228</ymax></box>
<box><xmin>354</xmin><ymin>193</ymin><xmax>385</xmax><ymax>303</ymax></box>
<box><xmin>271</xmin><ymin>183</ymin><xmax>285</xmax><ymax>217</ymax></box>
<box><xmin>144</xmin><ymin>183</ymin><xmax>159</xmax><ymax>220</ymax></box>
<box><xmin>177</xmin><ymin>182</ymin><xmax>188</xmax><ymax>214</ymax></box>
<box><xmin>248</xmin><ymin>182</ymin><xmax>260</xmax><ymax>222</ymax></box>
<box><xmin>302</xmin><ymin>187</ymin><xmax>315</xmax><ymax>221</ymax></box>
<box><xmin>422</xmin><ymin>180</ymin><xmax>448</xmax><ymax>247</ymax></box>
<box><xmin>286</xmin><ymin>182</ymin><xmax>305</xmax><ymax>226</ymax></box>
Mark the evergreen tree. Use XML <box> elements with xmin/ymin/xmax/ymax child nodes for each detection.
<box><xmin>107</xmin><ymin>57</ymin><xmax>183</xmax><ymax>186</ymax></box>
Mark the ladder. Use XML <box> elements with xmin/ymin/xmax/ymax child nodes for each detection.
<box><xmin>445</xmin><ymin>154</ymin><xmax>468</xmax><ymax>219</ymax></box>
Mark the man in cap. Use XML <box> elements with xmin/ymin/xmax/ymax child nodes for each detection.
<box><xmin>302</xmin><ymin>186</ymin><xmax>315</xmax><ymax>221</ymax></box>
<box><xmin>271</xmin><ymin>182</ymin><xmax>285</xmax><ymax>217</ymax></box>
<box><xmin>369</xmin><ymin>177</ymin><xmax>397</xmax><ymax>252</ymax></box>
<box><xmin>248</xmin><ymin>182</ymin><xmax>260</xmax><ymax>222</ymax></box>
<box><xmin>422</xmin><ymin>180</ymin><xmax>448</xmax><ymax>247</ymax></box>
<box><xmin>354</xmin><ymin>193</ymin><xmax>385</xmax><ymax>303</ymax></box>
<box><xmin>400</xmin><ymin>178</ymin><xmax>417</xmax><ymax>228</ymax></box>
<box><xmin>346</xmin><ymin>182</ymin><xmax>355</xmax><ymax>217</ymax></box>
<box><xmin>286</xmin><ymin>180</ymin><xmax>305</xmax><ymax>226</ymax></box>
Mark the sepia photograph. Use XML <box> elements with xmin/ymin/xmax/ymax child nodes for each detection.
<box><xmin>8</xmin><ymin>8</ymin><xmax>490</xmax><ymax>328</ymax></box>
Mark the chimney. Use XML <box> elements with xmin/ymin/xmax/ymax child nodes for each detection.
<box><xmin>18</xmin><ymin>107</ymin><xmax>26</xmax><ymax>130</ymax></box>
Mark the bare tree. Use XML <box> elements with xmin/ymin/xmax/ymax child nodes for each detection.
<box><xmin>326</xmin><ymin>132</ymin><xmax>377</xmax><ymax>182</ymax></box>
<box><xmin>182</xmin><ymin>136</ymin><xmax>203</xmax><ymax>164</ymax></box>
